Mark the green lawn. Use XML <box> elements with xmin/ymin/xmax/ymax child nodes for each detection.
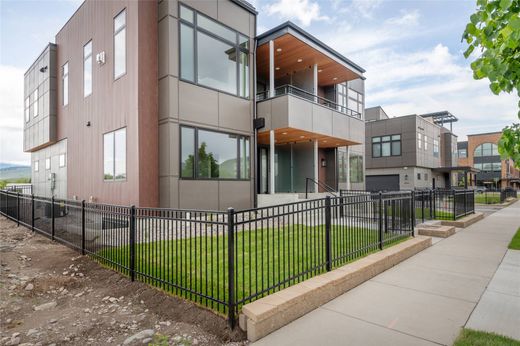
<box><xmin>414</xmin><ymin>207</ymin><xmax>453</xmax><ymax>220</ymax></box>
<box><xmin>476</xmin><ymin>192</ymin><xmax>502</xmax><ymax>204</ymax></box>
<box><xmin>509</xmin><ymin>228</ymin><xmax>520</xmax><ymax>250</ymax></box>
<box><xmin>454</xmin><ymin>329</ymin><xmax>520</xmax><ymax>346</ymax></box>
<box><xmin>97</xmin><ymin>224</ymin><xmax>409</xmax><ymax>314</ymax></box>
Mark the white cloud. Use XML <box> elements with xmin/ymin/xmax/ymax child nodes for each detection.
<box><xmin>386</xmin><ymin>9</ymin><xmax>420</xmax><ymax>26</ymax></box>
<box><xmin>265</xmin><ymin>0</ymin><xmax>329</xmax><ymax>27</ymax></box>
<box><xmin>348</xmin><ymin>0</ymin><xmax>382</xmax><ymax>19</ymax></box>
<box><xmin>0</xmin><ymin>65</ymin><xmax>29</xmax><ymax>165</ymax></box>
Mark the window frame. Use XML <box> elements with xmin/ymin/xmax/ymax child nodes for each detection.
<box><xmin>349</xmin><ymin>153</ymin><xmax>364</xmax><ymax>183</ymax></box>
<box><xmin>25</xmin><ymin>97</ymin><xmax>30</xmax><ymax>122</ymax></box>
<box><xmin>178</xmin><ymin>3</ymin><xmax>250</xmax><ymax>99</ymax></box>
<box><xmin>45</xmin><ymin>157</ymin><xmax>51</xmax><ymax>170</ymax></box>
<box><xmin>34</xmin><ymin>160</ymin><xmax>39</xmax><ymax>172</ymax></box>
<box><xmin>179</xmin><ymin>125</ymin><xmax>250</xmax><ymax>181</ymax></box>
<box><xmin>371</xmin><ymin>134</ymin><xmax>401</xmax><ymax>158</ymax></box>
<box><xmin>83</xmin><ymin>40</ymin><xmax>93</xmax><ymax>97</ymax></box>
<box><xmin>113</xmin><ymin>8</ymin><xmax>127</xmax><ymax>80</ymax></box>
<box><xmin>62</xmin><ymin>62</ymin><xmax>69</xmax><ymax>106</ymax></box>
<box><xmin>103</xmin><ymin>127</ymin><xmax>127</xmax><ymax>182</ymax></box>
<box><xmin>59</xmin><ymin>153</ymin><xmax>66</xmax><ymax>168</ymax></box>
<box><xmin>32</xmin><ymin>89</ymin><xmax>38</xmax><ymax>118</ymax></box>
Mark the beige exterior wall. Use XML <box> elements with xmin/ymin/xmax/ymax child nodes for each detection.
<box><xmin>157</xmin><ymin>0</ymin><xmax>256</xmax><ymax>210</ymax></box>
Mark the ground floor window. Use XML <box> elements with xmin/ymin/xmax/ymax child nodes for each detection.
<box><xmin>103</xmin><ymin>127</ymin><xmax>126</xmax><ymax>181</ymax></box>
<box><xmin>338</xmin><ymin>151</ymin><xmax>347</xmax><ymax>183</ymax></box>
<box><xmin>349</xmin><ymin>153</ymin><xmax>363</xmax><ymax>183</ymax></box>
<box><xmin>180</xmin><ymin>126</ymin><xmax>250</xmax><ymax>180</ymax></box>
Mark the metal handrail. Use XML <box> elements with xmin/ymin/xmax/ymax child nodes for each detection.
<box><xmin>257</xmin><ymin>84</ymin><xmax>362</xmax><ymax>119</ymax></box>
<box><xmin>305</xmin><ymin>177</ymin><xmax>338</xmax><ymax>199</ymax></box>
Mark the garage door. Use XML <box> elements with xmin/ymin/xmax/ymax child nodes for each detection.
<box><xmin>366</xmin><ymin>175</ymin><xmax>400</xmax><ymax>192</ymax></box>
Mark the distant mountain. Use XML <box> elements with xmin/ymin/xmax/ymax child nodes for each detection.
<box><xmin>0</xmin><ymin>163</ymin><xmax>31</xmax><ymax>180</ymax></box>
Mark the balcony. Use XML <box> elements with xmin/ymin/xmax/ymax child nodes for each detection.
<box><xmin>257</xmin><ymin>84</ymin><xmax>362</xmax><ymax>119</ymax></box>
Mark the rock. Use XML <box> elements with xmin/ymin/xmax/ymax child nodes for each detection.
<box><xmin>74</xmin><ymin>292</ymin><xmax>84</xmax><ymax>298</ymax></box>
<box><xmin>141</xmin><ymin>338</ymin><xmax>152</xmax><ymax>344</ymax></box>
<box><xmin>49</xmin><ymin>319</ymin><xmax>58</xmax><ymax>324</ymax></box>
<box><xmin>26</xmin><ymin>329</ymin><xmax>38</xmax><ymax>336</ymax></box>
<box><xmin>108</xmin><ymin>297</ymin><xmax>118</xmax><ymax>303</ymax></box>
<box><xmin>6</xmin><ymin>336</ymin><xmax>21</xmax><ymax>346</ymax></box>
<box><xmin>24</xmin><ymin>283</ymin><xmax>34</xmax><ymax>291</ymax></box>
<box><xmin>33</xmin><ymin>301</ymin><xmax>57</xmax><ymax>311</ymax></box>
<box><xmin>123</xmin><ymin>330</ymin><xmax>155</xmax><ymax>345</ymax></box>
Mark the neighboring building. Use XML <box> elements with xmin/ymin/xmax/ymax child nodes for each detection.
<box><xmin>23</xmin><ymin>0</ymin><xmax>365</xmax><ymax>209</ymax></box>
<box><xmin>457</xmin><ymin>132</ymin><xmax>520</xmax><ymax>189</ymax></box>
<box><xmin>364</xmin><ymin>108</ymin><xmax>471</xmax><ymax>191</ymax></box>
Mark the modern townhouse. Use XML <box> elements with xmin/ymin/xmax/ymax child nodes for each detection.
<box><xmin>23</xmin><ymin>0</ymin><xmax>366</xmax><ymax>210</ymax></box>
<box><xmin>364</xmin><ymin>107</ymin><xmax>473</xmax><ymax>191</ymax></box>
<box><xmin>457</xmin><ymin>132</ymin><xmax>520</xmax><ymax>189</ymax></box>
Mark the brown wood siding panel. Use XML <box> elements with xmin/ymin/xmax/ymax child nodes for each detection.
<box><xmin>55</xmin><ymin>0</ymin><xmax>158</xmax><ymax>206</ymax></box>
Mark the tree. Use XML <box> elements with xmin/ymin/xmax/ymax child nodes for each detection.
<box><xmin>463</xmin><ymin>0</ymin><xmax>520</xmax><ymax>168</ymax></box>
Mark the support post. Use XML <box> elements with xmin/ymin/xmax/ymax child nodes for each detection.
<box><xmin>51</xmin><ymin>196</ymin><xmax>55</xmax><ymax>240</ymax></box>
<box><xmin>269</xmin><ymin>40</ymin><xmax>275</xmax><ymax>98</ymax></box>
<box><xmin>31</xmin><ymin>194</ymin><xmax>35</xmax><ymax>232</ymax></box>
<box><xmin>129</xmin><ymin>205</ymin><xmax>136</xmax><ymax>281</ymax></box>
<box><xmin>16</xmin><ymin>192</ymin><xmax>20</xmax><ymax>227</ymax></box>
<box><xmin>81</xmin><ymin>200</ymin><xmax>86</xmax><ymax>255</ymax></box>
<box><xmin>269</xmin><ymin>130</ymin><xmax>275</xmax><ymax>194</ymax></box>
<box><xmin>325</xmin><ymin>196</ymin><xmax>332</xmax><ymax>271</ymax></box>
<box><xmin>227</xmin><ymin>207</ymin><xmax>236</xmax><ymax>329</ymax></box>
<box><xmin>378</xmin><ymin>192</ymin><xmax>383</xmax><ymax>250</ymax></box>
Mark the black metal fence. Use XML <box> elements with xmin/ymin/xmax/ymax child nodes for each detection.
<box><xmin>0</xmin><ymin>190</ymin><xmax>414</xmax><ymax>328</ymax></box>
<box><xmin>474</xmin><ymin>189</ymin><xmax>518</xmax><ymax>204</ymax></box>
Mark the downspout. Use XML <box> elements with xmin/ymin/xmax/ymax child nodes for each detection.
<box><xmin>253</xmin><ymin>37</ymin><xmax>258</xmax><ymax>208</ymax></box>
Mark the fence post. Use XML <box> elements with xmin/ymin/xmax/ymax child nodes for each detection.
<box><xmin>129</xmin><ymin>205</ymin><xmax>136</xmax><ymax>282</ymax></box>
<box><xmin>227</xmin><ymin>207</ymin><xmax>236</xmax><ymax>329</ymax></box>
<box><xmin>31</xmin><ymin>194</ymin><xmax>35</xmax><ymax>232</ymax></box>
<box><xmin>431</xmin><ymin>190</ymin><xmax>435</xmax><ymax>220</ymax></box>
<box><xmin>81</xmin><ymin>200</ymin><xmax>86</xmax><ymax>255</ymax></box>
<box><xmin>325</xmin><ymin>196</ymin><xmax>332</xmax><ymax>272</ymax></box>
<box><xmin>452</xmin><ymin>190</ymin><xmax>456</xmax><ymax>221</ymax></box>
<box><xmin>411</xmin><ymin>191</ymin><xmax>416</xmax><ymax>233</ymax></box>
<box><xmin>378</xmin><ymin>192</ymin><xmax>383</xmax><ymax>250</ymax></box>
<box><xmin>421</xmin><ymin>191</ymin><xmax>425</xmax><ymax>223</ymax></box>
<box><xmin>51</xmin><ymin>196</ymin><xmax>55</xmax><ymax>240</ymax></box>
<box><xmin>16</xmin><ymin>192</ymin><xmax>20</xmax><ymax>227</ymax></box>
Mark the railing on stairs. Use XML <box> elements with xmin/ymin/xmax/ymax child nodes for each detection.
<box><xmin>305</xmin><ymin>177</ymin><xmax>338</xmax><ymax>199</ymax></box>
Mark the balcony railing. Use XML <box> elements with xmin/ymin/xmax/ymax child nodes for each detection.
<box><xmin>257</xmin><ymin>84</ymin><xmax>362</xmax><ymax>119</ymax></box>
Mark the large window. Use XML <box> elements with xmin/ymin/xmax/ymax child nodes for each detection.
<box><xmin>45</xmin><ymin>157</ymin><xmax>50</xmax><ymax>170</ymax></box>
<box><xmin>348</xmin><ymin>88</ymin><xmax>363</xmax><ymax>117</ymax></box>
<box><xmin>474</xmin><ymin>142</ymin><xmax>499</xmax><ymax>157</ymax></box>
<box><xmin>417</xmin><ymin>133</ymin><xmax>422</xmax><ymax>149</ymax></box>
<box><xmin>337</xmin><ymin>83</ymin><xmax>347</xmax><ymax>112</ymax></box>
<box><xmin>84</xmin><ymin>40</ymin><xmax>92</xmax><ymax>97</ymax></box>
<box><xmin>180</xmin><ymin>126</ymin><xmax>250</xmax><ymax>180</ymax></box>
<box><xmin>104</xmin><ymin>128</ymin><xmax>126</xmax><ymax>181</ymax></box>
<box><xmin>59</xmin><ymin>153</ymin><xmax>66</xmax><ymax>168</ymax></box>
<box><xmin>179</xmin><ymin>4</ymin><xmax>249</xmax><ymax>98</ymax></box>
<box><xmin>349</xmin><ymin>153</ymin><xmax>364</xmax><ymax>183</ymax></box>
<box><xmin>62</xmin><ymin>62</ymin><xmax>69</xmax><ymax>106</ymax></box>
<box><xmin>34</xmin><ymin>160</ymin><xmax>39</xmax><ymax>172</ymax></box>
<box><xmin>32</xmin><ymin>89</ymin><xmax>38</xmax><ymax>118</ymax></box>
<box><xmin>474</xmin><ymin>162</ymin><xmax>501</xmax><ymax>172</ymax></box>
<box><xmin>372</xmin><ymin>135</ymin><xmax>401</xmax><ymax>157</ymax></box>
<box><xmin>114</xmin><ymin>9</ymin><xmax>126</xmax><ymax>79</ymax></box>
<box><xmin>25</xmin><ymin>97</ymin><xmax>30</xmax><ymax>122</ymax></box>
<box><xmin>433</xmin><ymin>139</ymin><xmax>439</xmax><ymax>157</ymax></box>
<box><xmin>338</xmin><ymin>150</ymin><xmax>347</xmax><ymax>183</ymax></box>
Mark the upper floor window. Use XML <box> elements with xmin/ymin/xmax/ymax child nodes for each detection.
<box><xmin>417</xmin><ymin>133</ymin><xmax>422</xmax><ymax>149</ymax></box>
<box><xmin>179</xmin><ymin>4</ymin><xmax>249</xmax><ymax>98</ymax></box>
<box><xmin>474</xmin><ymin>162</ymin><xmax>501</xmax><ymax>172</ymax></box>
<box><xmin>349</xmin><ymin>153</ymin><xmax>364</xmax><ymax>183</ymax></box>
<box><xmin>62</xmin><ymin>62</ymin><xmax>69</xmax><ymax>106</ymax></box>
<box><xmin>372</xmin><ymin>135</ymin><xmax>401</xmax><ymax>158</ymax></box>
<box><xmin>32</xmin><ymin>89</ymin><xmax>38</xmax><ymax>117</ymax></box>
<box><xmin>474</xmin><ymin>142</ymin><xmax>499</xmax><ymax>157</ymax></box>
<box><xmin>114</xmin><ymin>9</ymin><xmax>126</xmax><ymax>79</ymax></box>
<box><xmin>417</xmin><ymin>173</ymin><xmax>421</xmax><ymax>180</ymax></box>
<box><xmin>180</xmin><ymin>126</ymin><xmax>250</xmax><ymax>180</ymax></box>
<box><xmin>348</xmin><ymin>88</ymin><xmax>363</xmax><ymax>116</ymax></box>
<box><xmin>458</xmin><ymin>148</ymin><xmax>467</xmax><ymax>158</ymax></box>
<box><xmin>34</xmin><ymin>160</ymin><xmax>39</xmax><ymax>172</ymax></box>
<box><xmin>424</xmin><ymin>135</ymin><xmax>428</xmax><ymax>150</ymax></box>
<box><xmin>84</xmin><ymin>40</ymin><xmax>92</xmax><ymax>97</ymax></box>
<box><xmin>433</xmin><ymin>139</ymin><xmax>439</xmax><ymax>157</ymax></box>
<box><xmin>25</xmin><ymin>97</ymin><xmax>30</xmax><ymax>122</ymax></box>
<box><xmin>337</xmin><ymin>83</ymin><xmax>347</xmax><ymax>111</ymax></box>
<box><xmin>104</xmin><ymin>128</ymin><xmax>126</xmax><ymax>181</ymax></box>
<box><xmin>45</xmin><ymin>157</ymin><xmax>51</xmax><ymax>170</ymax></box>
<box><xmin>59</xmin><ymin>153</ymin><xmax>66</xmax><ymax>168</ymax></box>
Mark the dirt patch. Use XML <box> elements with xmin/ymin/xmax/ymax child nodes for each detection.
<box><xmin>0</xmin><ymin>216</ymin><xmax>247</xmax><ymax>345</ymax></box>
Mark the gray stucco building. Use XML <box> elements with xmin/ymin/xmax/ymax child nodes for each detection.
<box><xmin>364</xmin><ymin>107</ymin><xmax>459</xmax><ymax>191</ymax></box>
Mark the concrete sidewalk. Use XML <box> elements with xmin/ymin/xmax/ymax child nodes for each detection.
<box><xmin>253</xmin><ymin>201</ymin><xmax>520</xmax><ymax>346</ymax></box>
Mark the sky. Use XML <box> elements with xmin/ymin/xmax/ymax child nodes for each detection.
<box><xmin>0</xmin><ymin>0</ymin><xmax>518</xmax><ymax>166</ymax></box>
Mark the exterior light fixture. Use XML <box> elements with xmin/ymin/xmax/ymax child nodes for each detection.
<box><xmin>297</xmin><ymin>58</ymin><xmax>303</xmax><ymax>62</ymax></box>
<box><xmin>275</xmin><ymin>67</ymin><xmax>280</xmax><ymax>70</ymax></box>
<box><xmin>300</xmin><ymin>135</ymin><xmax>305</xmax><ymax>138</ymax></box>
<box><xmin>282</xmin><ymin>132</ymin><xmax>287</xmax><ymax>135</ymax></box>
<box><xmin>276</xmin><ymin>48</ymin><xmax>282</xmax><ymax>52</ymax></box>
<box><xmin>318</xmin><ymin>69</ymin><xmax>322</xmax><ymax>73</ymax></box>
<box><xmin>333</xmin><ymin>77</ymin><xmax>338</xmax><ymax>81</ymax></box>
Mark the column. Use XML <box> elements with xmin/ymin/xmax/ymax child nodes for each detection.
<box><xmin>269</xmin><ymin>40</ymin><xmax>275</xmax><ymax>98</ymax></box>
<box><xmin>314</xmin><ymin>140</ymin><xmax>319</xmax><ymax>193</ymax></box>
<box><xmin>313</xmin><ymin>63</ymin><xmax>318</xmax><ymax>102</ymax></box>
<box><xmin>346</xmin><ymin>146</ymin><xmax>351</xmax><ymax>190</ymax></box>
<box><xmin>269</xmin><ymin>130</ymin><xmax>275</xmax><ymax>194</ymax></box>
